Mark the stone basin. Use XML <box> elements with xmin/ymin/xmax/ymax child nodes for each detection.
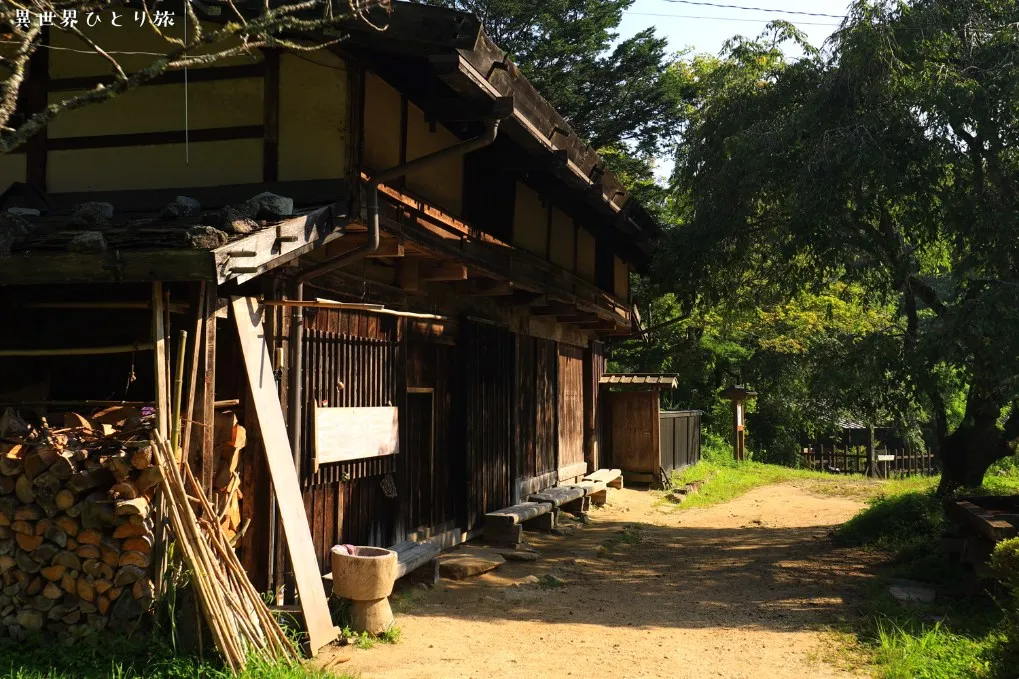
<box><xmin>330</xmin><ymin>545</ymin><xmax>397</xmax><ymax>634</ymax></box>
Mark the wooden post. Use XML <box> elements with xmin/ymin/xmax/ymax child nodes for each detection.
<box><xmin>191</xmin><ymin>284</ymin><xmax>218</xmax><ymax>497</ymax></box>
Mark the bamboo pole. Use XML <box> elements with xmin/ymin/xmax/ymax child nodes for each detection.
<box><xmin>152</xmin><ymin>433</ymin><xmax>298</xmax><ymax>670</ymax></box>
<box><xmin>171</xmin><ymin>330</ymin><xmax>188</xmax><ymax>457</ymax></box>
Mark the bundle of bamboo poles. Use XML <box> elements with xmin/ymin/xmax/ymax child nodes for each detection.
<box><xmin>152</xmin><ymin>431</ymin><xmax>297</xmax><ymax>672</ymax></box>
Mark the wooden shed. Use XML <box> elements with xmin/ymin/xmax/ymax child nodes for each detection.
<box><xmin>601</xmin><ymin>374</ymin><xmax>700</xmax><ymax>486</ymax></box>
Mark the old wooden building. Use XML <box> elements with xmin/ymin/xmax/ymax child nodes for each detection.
<box><xmin>0</xmin><ymin>1</ymin><xmax>657</xmax><ymax>608</ymax></box>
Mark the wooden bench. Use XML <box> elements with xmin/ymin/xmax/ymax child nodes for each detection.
<box><xmin>584</xmin><ymin>468</ymin><xmax>623</xmax><ymax>490</ymax></box>
<box><xmin>567</xmin><ymin>480</ymin><xmax>608</xmax><ymax>507</ymax></box>
<box><xmin>483</xmin><ymin>501</ymin><xmax>555</xmax><ymax>547</ymax></box>
<box><xmin>391</xmin><ymin>540</ymin><xmax>442</xmax><ymax>582</ymax></box>
<box><xmin>530</xmin><ymin>485</ymin><xmax>588</xmax><ymax>516</ymax></box>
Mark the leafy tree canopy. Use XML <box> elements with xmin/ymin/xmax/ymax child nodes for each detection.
<box><xmin>654</xmin><ymin>0</ymin><xmax>1019</xmax><ymax>490</ymax></box>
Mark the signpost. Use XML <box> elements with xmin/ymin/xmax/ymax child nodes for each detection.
<box><xmin>721</xmin><ymin>386</ymin><xmax>757</xmax><ymax>462</ymax></box>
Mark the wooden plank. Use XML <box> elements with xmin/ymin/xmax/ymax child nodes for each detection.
<box><xmin>390</xmin><ymin>541</ymin><xmax>442</xmax><ymax>579</ymax></box>
<box><xmin>199</xmin><ymin>283</ymin><xmax>218</xmax><ymax>495</ymax></box>
<box><xmin>948</xmin><ymin>500</ymin><xmax>1018</xmax><ymax>542</ymax></box>
<box><xmin>48</xmin><ymin>63</ymin><xmax>265</xmax><ymax>93</ymax></box>
<box><xmin>557</xmin><ymin>461</ymin><xmax>588</xmax><ymax>482</ymax></box>
<box><xmin>231</xmin><ymin>296</ymin><xmax>335</xmax><ymax>656</ymax></box>
<box><xmin>262</xmin><ymin>49</ymin><xmax>280</xmax><ymax>183</ymax></box>
<box><xmin>584</xmin><ymin>468</ymin><xmax>622</xmax><ymax>485</ymax></box>
<box><xmin>313</xmin><ymin>405</ymin><xmax>399</xmax><ymax>464</ymax></box>
<box><xmin>25</xmin><ymin>28</ymin><xmax>48</xmax><ymax>188</ymax></box>
<box><xmin>528</xmin><ymin>485</ymin><xmax>585</xmax><ymax>507</ymax></box>
<box><xmin>47</xmin><ymin>125</ymin><xmax>264</xmax><ymax>151</ymax></box>
<box><xmin>484</xmin><ymin>501</ymin><xmax>551</xmax><ymax>526</ymax></box>
<box><xmin>213</xmin><ymin>203</ymin><xmax>347</xmax><ymax>285</ymax></box>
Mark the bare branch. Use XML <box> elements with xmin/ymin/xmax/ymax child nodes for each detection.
<box><xmin>0</xmin><ymin>0</ymin><xmax>382</xmax><ymax>154</ymax></box>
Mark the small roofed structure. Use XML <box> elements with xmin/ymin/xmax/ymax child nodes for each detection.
<box><xmin>600</xmin><ymin>373</ymin><xmax>679</xmax><ymax>388</ymax></box>
<box><xmin>600</xmin><ymin>374</ymin><xmax>700</xmax><ymax>486</ymax></box>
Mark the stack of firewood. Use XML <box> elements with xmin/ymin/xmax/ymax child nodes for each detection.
<box><xmin>0</xmin><ymin>408</ymin><xmax>158</xmax><ymax>640</ymax></box>
<box><xmin>212</xmin><ymin>412</ymin><xmax>247</xmax><ymax>545</ymax></box>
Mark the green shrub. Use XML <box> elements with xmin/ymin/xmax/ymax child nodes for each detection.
<box><xmin>835</xmin><ymin>492</ymin><xmax>943</xmax><ymax>556</ymax></box>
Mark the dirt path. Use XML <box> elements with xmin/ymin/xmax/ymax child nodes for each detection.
<box><xmin>325</xmin><ymin>485</ymin><xmax>877</xmax><ymax>679</ymax></box>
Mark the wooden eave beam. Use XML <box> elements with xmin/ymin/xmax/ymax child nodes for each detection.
<box><xmin>556</xmin><ymin>313</ymin><xmax>601</xmax><ymax>324</ymax></box>
<box><xmin>325</xmin><ymin>232</ymin><xmax>405</xmax><ymax>258</ymax></box>
<box><xmin>530</xmin><ymin>303</ymin><xmax>578</xmax><ymax>317</ymax></box>
<box><xmin>424</xmin><ymin>96</ymin><xmax>513</xmax><ymax>123</ymax></box>
<box><xmin>213</xmin><ymin>202</ymin><xmax>347</xmax><ymax>285</ymax></box>
<box><xmin>454</xmin><ymin>279</ymin><xmax>516</xmax><ymax>296</ymax></box>
<box><xmin>421</xmin><ymin>261</ymin><xmax>468</xmax><ymax>282</ymax></box>
<box><xmin>0</xmin><ymin>250</ymin><xmax>215</xmax><ymax>285</ymax></box>
<box><xmin>496</xmin><ymin>291</ymin><xmax>546</xmax><ymax>307</ymax></box>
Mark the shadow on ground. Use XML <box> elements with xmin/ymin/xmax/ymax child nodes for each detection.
<box><xmin>391</xmin><ymin>504</ymin><xmax>882</xmax><ymax>635</ymax></box>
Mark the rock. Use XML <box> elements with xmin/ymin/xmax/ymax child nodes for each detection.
<box><xmin>70</xmin><ymin>201</ymin><xmax>114</xmax><ymax>226</ymax></box>
<box><xmin>208</xmin><ymin>207</ymin><xmax>257</xmax><ymax>235</ymax></box>
<box><xmin>0</xmin><ymin>212</ymin><xmax>32</xmax><ymax>255</ymax></box>
<box><xmin>7</xmin><ymin>208</ymin><xmax>40</xmax><ymax>217</ymax></box>
<box><xmin>185</xmin><ymin>225</ymin><xmax>230</xmax><ymax>249</ymax></box>
<box><xmin>243</xmin><ymin>191</ymin><xmax>294</xmax><ymax>219</ymax></box>
<box><xmin>888</xmin><ymin>579</ymin><xmax>935</xmax><ymax>605</ymax></box>
<box><xmin>438</xmin><ymin>551</ymin><xmax>505</xmax><ymax>580</ymax></box>
<box><xmin>159</xmin><ymin>195</ymin><xmax>201</xmax><ymax>220</ymax></box>
<box><xmin>516</xmin><ymin>575</ymin><xmax>540</xmax><ymax>586</ymax></box>
<box><xmin>540</xmin><ymin>574</ymin><xmax>567</xmax><ymax>588</ymax></box>
<box><xmin>488</xmin><ymin>548</ymin><xmax>539</xmax><ymax>562</ymax></box>
<box><xmin>66</xmin><ymin>231</ymin><xmax>107</xmax><ymax>253</ymax></box>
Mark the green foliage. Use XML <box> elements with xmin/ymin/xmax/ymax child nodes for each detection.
<box><xmin>655</xmin><ymin>0</ymin><xmax>1019</xmax><ymax>488</ymax></box>
<box><xmin>0</xmin><ymin>635</ymin><xmax>348</xmax><ymax>679</ymax></box>
<box><xmin>834</xmin><ymin>493</ymin><xmax>945</xmax><ymax>569</ymax></box>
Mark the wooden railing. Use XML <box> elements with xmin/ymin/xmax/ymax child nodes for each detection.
<box><xmin>800</xmin><ymin>446</ymin><xmax>938</xmax><ymax>478</ymax></box>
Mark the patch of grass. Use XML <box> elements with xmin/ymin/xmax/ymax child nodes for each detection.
<box><xmin>668</xmin><ymin>460</ymin><xmax>926</xmax><ymax>510</ymax></box>
<box><xmin>0</xmin><ymin>634</ymin><xmax>351</xmax><ymax>679</ymax></box>
<box><xmin>873</xmin><ymin>619</ymin><xmax>995</xmax><ymax>679</ymax></box>
<box><xmin>339</xmin><ymin>624</ymin><xmax>401</xmax><ymax>650</ymax></box>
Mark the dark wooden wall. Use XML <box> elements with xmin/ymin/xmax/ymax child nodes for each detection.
<box><xmin>299</xmin><ymin>310</ymin><xmax>403</xmax><ymax>574</ymax></box>
<box><xmin>462</xmin><ymin>320</ymin><xmax>515</xmax><ymax>529</ymax></box>
<box><xmin>517</xmin><ymin>336</ymin><xmax>558</xmax><ymax>482</ymax></box>
<box><xmin>584</xmin><ymin>341</ymin><xmax>605</xmax><ymax>472</ymax></box>
<box><xmin>535</xmin><ymin>338</ymin><xmax>558</xmax><ymax>479</ymax></box>
<box><xmin>406</xmin><ymin>341</ymin><xmax>462</xmax><ymax>535</ymax></box>
<box><xmin>557</xmin><ymin>343</ymin><xmax>585</xmax><ymax>475</ymax></box>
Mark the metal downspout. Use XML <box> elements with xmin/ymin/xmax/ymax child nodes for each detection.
<box><xmin>288</xmin><ymin>119</ymin><xmax>502</xmax><ymax>469</ymax></box>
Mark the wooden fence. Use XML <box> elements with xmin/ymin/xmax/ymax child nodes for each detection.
<box><xmin>800</xmin><ymin>446</ymin><xmax>937</xmax><ymax>478</ymax></box>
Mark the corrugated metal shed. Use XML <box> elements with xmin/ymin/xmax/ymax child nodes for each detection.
<box><xmin>600</xmin><ymin>373</ymin><xmax>679</xmax><ymax>389</ymax></box>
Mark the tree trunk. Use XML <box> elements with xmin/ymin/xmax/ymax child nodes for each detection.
<box><xmin>937</xmin><ymin>400</ymin><xmax>1014</xmax><ymax>494</ymax></box>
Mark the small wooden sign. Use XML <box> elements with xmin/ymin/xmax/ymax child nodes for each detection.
<box><xmin>314</xmin><ymin>405</ymin><xmax>399</xmax><ymax>465</ymax></box>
